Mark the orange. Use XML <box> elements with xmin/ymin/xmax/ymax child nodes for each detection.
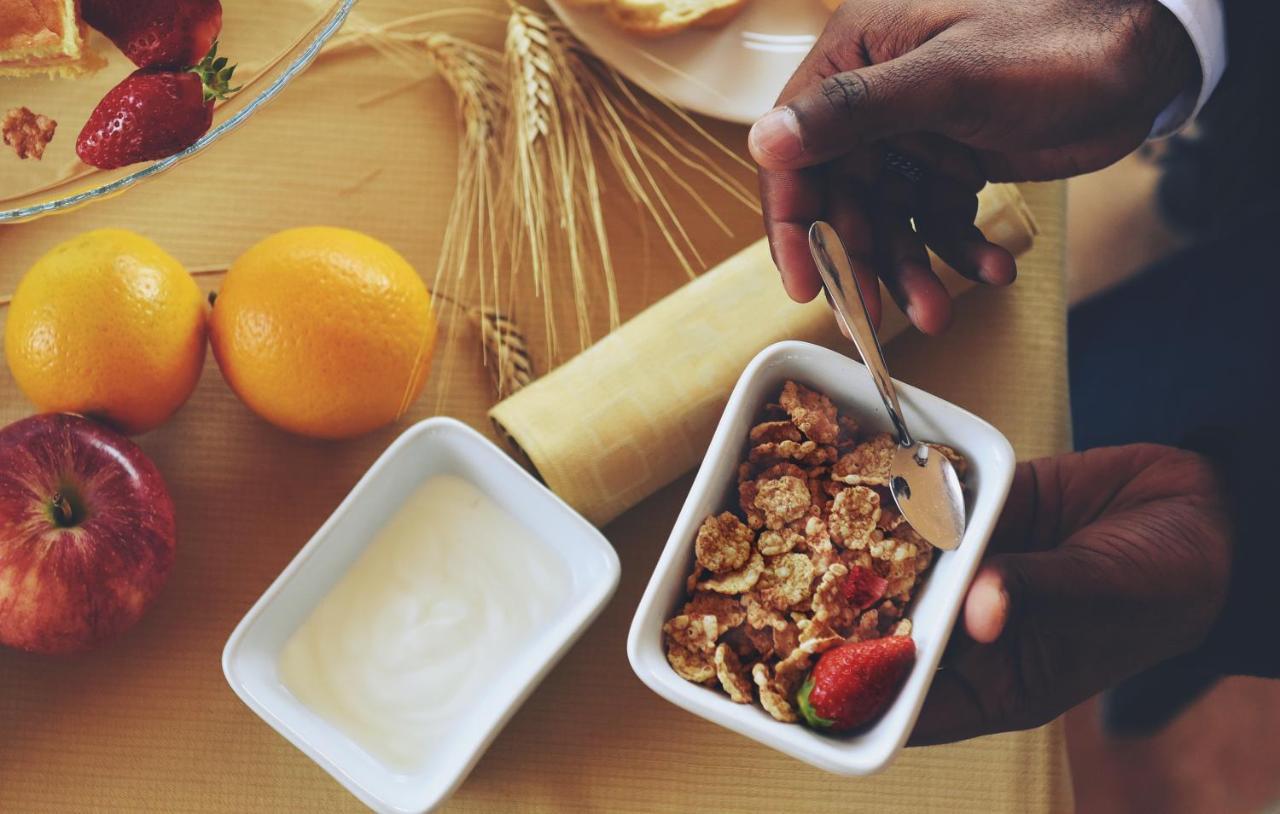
<box><xmin>209</xmin><ymin>227</ymin><xmax>436</xmax><ymax>440</ymax></box>
<box><xmin>4</xmin><ymin>229</ymin><xmax>207</xmax><ymax>435</ymax></box>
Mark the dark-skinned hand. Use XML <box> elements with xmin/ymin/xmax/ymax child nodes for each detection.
<box><xmin>910</xmin><ymin>444</ymin><xmax>1231</xmax><ymax>744</ymax></box>
<box><xmin>751</xmin><ymin>0</ymin><xmax>1200</xmax><ymax>333</ymax></box>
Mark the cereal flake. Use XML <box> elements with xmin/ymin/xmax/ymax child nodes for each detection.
<box><xmin>683</xmin><ymin>590</ymin><xmax>747</xmax><ymax>634</ymax></box>
<box><xmin>829</xmin><ymin>485</ymin><xmax>881</xmax><ymax>549</ymax></box>
<box><xmin>780</xmin><ymin>380</ymin><xmax>840</xmax><ymax>444</ymax></box>
<box><xmin>698</xmin><ymin>550</ymin><xmax>764</xmax><ymax>594</ymax></box>
<box><xmin>757</xmin><ymin>525</ymin><xmax>802</xmax><ymax>556</ymax></box>
<box><xmin>714</xmin><ymin>644</ymin><xmax>754</xmax><ymax>703</ymax></box>
<box><xmin>832</xmin><ymin>432</ymin><xmax>896</xmax><ymax>486</ymax></box>
<box><xmin>754</xmin><ymin>475</ymin><xmax>811</xmax><ymax>530</ymax></box>
<box><xmin>749</xmin><ymin>420</ymin><xmax>802</xmax><ymax>444</ymax></box>
<box><xmin>756</xmin><ymin>552</ymin><xmax>816</xmax><ymax>610</ymax></box>
<box><xmin>752</xmin><ymin>662</ymin><xmax>799</xmax><ymax>723</ymax></box>
<box><xmin>695</xmin><ymin>512</ymin><xmax>753</xmax><ymax>573</ymax></box>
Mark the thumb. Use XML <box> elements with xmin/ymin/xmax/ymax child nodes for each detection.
<box><xmin>962</xmin><ymin>548</ymin><xmax>1097</xmax><ymax>645</ymax></box>
<box><xmin>748</xmin><ymin>45</ymin><xmax>965</xmax><ymax>170</ymax></box>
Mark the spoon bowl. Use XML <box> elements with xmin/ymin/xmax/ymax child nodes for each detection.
<box><xmin>808</xmin><ymin>221</ymin><xmax>967</xmax><ymax>550</ymax></box>
<box><xmin>891</xmin><ymin>443</ymin><xmax>966</xmax><ymax>550</ymax></box>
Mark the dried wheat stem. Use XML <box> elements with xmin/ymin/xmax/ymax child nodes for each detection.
<box><xmin>405</xmin><ymin>32</ymin><xmax>509</xmax><ymax>412</ymax></box>
<box><xmin>505</xmin><ymin>4</ymin><xmax>563</xmax><ymax>354</ymax></box>
<box><xmin>473</xmin><ymin>307</ymin><xmax>533</xmax><ymax>398</ymax></box>
<box><xmin>320</xmin><ymin>3</ymin><xmax>758</xmax><ymax>374</ymax></box>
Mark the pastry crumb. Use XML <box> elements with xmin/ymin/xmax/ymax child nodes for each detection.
<box><xmin>3</xmin><ymin>107</ymin><xmax>57</xmax><ymax>160</ymax></box>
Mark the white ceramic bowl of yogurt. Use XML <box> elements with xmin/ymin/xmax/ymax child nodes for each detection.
<box><xmin>223</xmin><ymin>417</ymin><xmax>620</xmax><ymax>813</ymax></box>
<box><xmin>627</xmin><ymin>340</ymin><xmax>1015</xmax><ymax>775</ymax></box>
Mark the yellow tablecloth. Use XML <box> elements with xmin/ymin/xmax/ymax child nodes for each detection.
<box><xmin>0</xmin><ymin>1</ymin><xmax>1072</xmax><ymax>810</ymax></box>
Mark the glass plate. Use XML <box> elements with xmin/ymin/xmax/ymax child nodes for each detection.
<box><xmin>0</xmin><ymin>0</ymin><xmax>356</xmax><ymax>223</ymax></box>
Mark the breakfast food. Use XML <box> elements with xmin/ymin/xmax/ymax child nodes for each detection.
<box><xmin>664</xmin><ymin>380</ymin><xmax>961</xmax><ymax>727</ymax></box>
<box><xmin>565</xmin><ymin>0</ymin><xmax>749</xmax><ymax>37</ymax></box>
<box><xmin>82</xmin><ymin>0</ymin><xmax>221</xmax><ymax>69</ymax></box>
<box><xmin>0</xmin><ymin>413</ymin><xmax>176</xmax><ymax>654</ymax></box>
<box><xmin>279</xmin><ymin>474</ymin><xmax>569</xmax><ymax>771</ymax></box>
<box><xmin>797</xmin><ymin>636</ymin><xmax>916</xmax><ymax>731</ymax></box>
<box><xmin>2</xmin><ymin>106</ymin><xmax>57</xmax><ymax>159</ymax></box>
<box><xmin>4</xmin><ymin>229</ymin><xmax>208</xmax><ymax>435</ymax></box>
<box><xmin>0</xmin><ymin>0</ymin><xmax>102</xmax><ymax>77</ymax></box>
<box><xmin>75</xmin><ymin>44</ymin><xmax>236</xmax><ymax>169</ymax></box>
<box><xmin>209</xmin><ymin>227</ymin><xmax>438</xmax><ymax>440</ymax></box>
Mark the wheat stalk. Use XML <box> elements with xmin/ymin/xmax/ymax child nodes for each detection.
<box><xmin>318</xmin><ymin>5</ymin><xmax>758</xmax><ymax>383</ymax></box>
<box><xmin>501</xmin><ymin>3</ymin><xmax>759</xmax><ymax>357</ymax></box>
<box><xmin>472</xmin><ymin>307</ymin><xmax>534</xmax><ymax>397</ymax></box>
<box><xmin>400</xmin><ymin>33</ymin><xmax>510</xmax><ymax>415</ymax></box>
<box><xmin>505</xmin><ymin>4</ymin><xmax>565</xmax><ymax>355</ymax></box>
<box><xmin>429</xmin><ymin>292</ymin><xmax>533</xmax><ymax>399</ymax></box>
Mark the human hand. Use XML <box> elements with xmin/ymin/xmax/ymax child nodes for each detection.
<box><xmin>910</xmin><ymin>444</ymin><xmax>1231</xmax><ymax>744</ymax></box>
<box><xmin>751</xmin><ymin>0</ymin><xmax>1199</xmax><ymax>332</ymax></box>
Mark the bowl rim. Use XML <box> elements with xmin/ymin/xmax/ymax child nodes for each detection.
<box><xmin>222</xmin><ymin>416</ymin><xmax>621</xmax><ymax>813</ymax></box>
<box><xmin>626</xmin><ymin>339</ymin><xmax>1016</xmax><ymax>774</ymax></box>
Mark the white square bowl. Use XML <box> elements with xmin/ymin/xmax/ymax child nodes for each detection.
<box><xmin>627</xmin><ymin>340</ymin><xmax>1015</xmax><ymax>775</ymax></box>
<box><xmin>223</xmin><ymin>417</ymin><xmax>620</xmax><ymax>813</ymax></box>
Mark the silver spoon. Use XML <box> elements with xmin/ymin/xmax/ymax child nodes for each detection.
<box><xmin>807</xmin><ymin>221</ymin><xmax>966</xmax><ymax>550</ymax></box>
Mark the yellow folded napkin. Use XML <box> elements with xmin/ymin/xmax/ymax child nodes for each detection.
<box><xmin>490</xmin><ymin>183</ymin><xmax>1037</xmax><ymax>526</ymax></box>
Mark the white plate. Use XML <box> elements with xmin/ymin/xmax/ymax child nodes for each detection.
<box><xmin>627</xmin><ymin>340</ymin><xmax>1015</xmax><ymax>774</ymax></box>
<box><xmin>223</xmin><ymin>417</ymin><xmax>621</xmax><ymax>813</ymax></box>
<box><xmin>546</xmin><ymin>0</ymin><xmax>829</xmax><ymax>124</ymax></box>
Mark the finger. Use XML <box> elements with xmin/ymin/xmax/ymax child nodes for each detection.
<box><xmin>921</xmin><ymin>223</ymin><xmax>1018</xmax><ymax>286</ymax></box>
<box><xmin>917</xmin><ymin>546</ymin><xmax>1104</xmax><ymax>745</ymax></box>
<box><xmin>963</xmin><ymin>565</ymin><xmax>1010</xmax><ymax>643</ymax></box>
<box><xmin>985</xmin><ymin>460</ymin><xmax>1054</xmax><ymax>556</ymax></box>
<box><xmin>759</xmin><ymin>167</ymin><xmax>825</xmax><ymax>302</ymax></box>
<box><xmin>825</xmin><ymin>180</ymin><xmax>883</xmax><ymax>328</ymax></box>
<box><xmin>915</xmin><ymin>187</ymin><xmax>1017</xmax><ymax>286</ymax></box>
<box><xmin>909</xmin><ymin>664</ymin><xmax>992</xmax><ymax>746</ymax></box>
<box><xmin>749</xmin><ymin>43</ymin><xmax>964</xmax><ymax>170</ymax></box>
<box><xmin>874</xmin><ymin>211</ymin><xmax>951</xmax><ymax>335</ymax></box>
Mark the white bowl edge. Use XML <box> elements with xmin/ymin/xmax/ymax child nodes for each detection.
<box><xmin>223</xmin><ymin>417</ymin><xmax>622</xmax><ymax>813</ymax></box>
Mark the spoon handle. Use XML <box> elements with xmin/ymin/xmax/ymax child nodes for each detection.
<box><xmin>808</xmin><ymin>221</ymin><xmax>914</xmax><ymax>448</ymax></box>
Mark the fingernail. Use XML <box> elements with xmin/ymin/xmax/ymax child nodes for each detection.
<box><xmin>978</xmin><ymin>265</ymin><xmax>1006</xmax><ymax>286</ymax></box>
<box><xmin>978</xmin><ymin>252</ymin><xmax>1016</xmax><ymax>286</ymax></box>
<box><xmin>749</xmin><ymin>107</ymin><xmax>802</xmax><ymax>163</ymax></box>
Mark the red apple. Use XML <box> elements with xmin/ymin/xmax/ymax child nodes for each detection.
<box><xmin>0</xmin><ymin>413</ymin><xmax>176</xmax><ymax>654</ymax></box>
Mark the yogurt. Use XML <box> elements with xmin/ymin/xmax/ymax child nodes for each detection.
<box><xmin>278</xmin><ymin>474</ymin><xmax>570</xmax><ymax>772</ymax></box>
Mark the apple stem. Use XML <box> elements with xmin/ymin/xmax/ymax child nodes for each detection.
<box><xmin>51</xmin><ymin>492</ymin><xmax>78</xmax><ymax>527</ymax></box>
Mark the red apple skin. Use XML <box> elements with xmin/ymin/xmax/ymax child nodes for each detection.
<box><xmin>0</xmin><ymin>413</ymin><xmax>176</xmax><ymax>655</ymax></box>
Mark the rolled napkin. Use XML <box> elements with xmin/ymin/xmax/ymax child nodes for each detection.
<box><xmin>490</xmin><ymin>183</ymin><xmax>1037</xmax><ymax>526</ymax></box>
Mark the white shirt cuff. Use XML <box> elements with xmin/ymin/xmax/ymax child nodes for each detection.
<box><xmin>1150</xmin><ymin>0</ymin><xmax>1227</xmax><ymax>137</ymax></box>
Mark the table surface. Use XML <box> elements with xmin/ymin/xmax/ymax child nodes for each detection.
<box><xmin>0</xmin><ymin>1</ymin><xmax>1074</xmax><ymax>810</ymax></box>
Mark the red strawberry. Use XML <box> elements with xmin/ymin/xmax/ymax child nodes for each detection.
<box><xmin>841</xmin><ymin>566</ymin><xmax>888</xmax><ymax>611</ymax></box>
<box><xmin>83</xmin><ymin>0</ymin><xmax>222</xmax><ymax>69</ymax></box>
<box><xmin>76</xmin><ymin>47</ymin><xmax>237</xmax><ymax>170</ymax></box>
<box><xmin>797</xmin><ymin>636</ymin><xmax>916</xmax><ymax>732</ymax></box>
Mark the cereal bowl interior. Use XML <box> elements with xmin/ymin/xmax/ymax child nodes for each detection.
<box><xmin>627</xmin><ymin>340</ymin><xmax>1015</xmax><ymax>775</ymax></box>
